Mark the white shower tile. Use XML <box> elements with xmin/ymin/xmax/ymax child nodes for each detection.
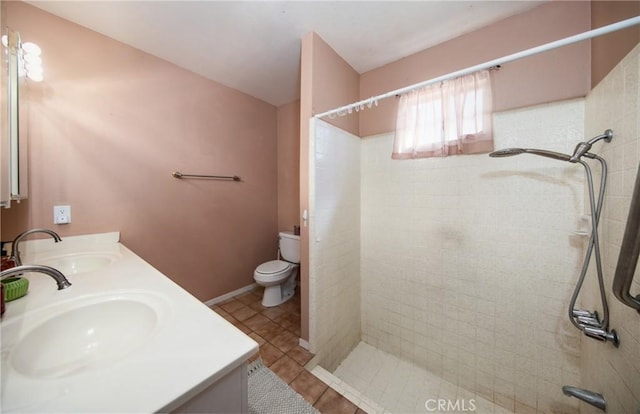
<box><xmin>349</xmin><ymin>101</ymin><xmax>581</xmax><ymax>412</ymax></box>
<box><xmin>310</xmin><ymin>119</ymin><xmax>361</xmax><ymax>372</ymax></box>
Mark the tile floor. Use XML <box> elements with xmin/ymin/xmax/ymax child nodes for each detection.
<box><xmin>211</xmin><ymin>286</ymin><xmax>365</xmax><ymax>414</ymax></box>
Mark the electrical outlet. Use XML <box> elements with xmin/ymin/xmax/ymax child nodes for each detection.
<box><xmin>53</xmin><ymin>205</ymin><xmax>71</xmax><ymax>224</ymax></box>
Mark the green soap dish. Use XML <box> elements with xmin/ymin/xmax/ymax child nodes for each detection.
<box><xmin>2</xmin><ymin>277</ymin><xmax>29</xmax><ymax>301</ymax></box>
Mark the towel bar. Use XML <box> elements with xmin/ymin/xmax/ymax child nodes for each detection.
<box><xmin>172</xmin><ymin>171</ymin><xmax>241</xmax><ymax>181</ymax></box>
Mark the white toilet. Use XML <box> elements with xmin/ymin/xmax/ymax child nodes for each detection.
<box><xmin>253</xmin><ymin>231</ymin><xmax>300</xmax><ymax>307</ymax></box>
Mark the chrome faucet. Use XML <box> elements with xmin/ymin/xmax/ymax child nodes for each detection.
<box><xmin>1</xmin><ymin>265</ymin><xmax>71</xmax><ymax>290</ymax></box>
<box><xmin>10</xmin><ymin>228</ymin><xmax>62</xmax><ymax>266</ymax></box>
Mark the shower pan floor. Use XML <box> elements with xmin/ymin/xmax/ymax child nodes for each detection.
<box><xmin>312</xmin><ymin>342</ymin><xmax>514</xmax><ymax>414</ymax></box>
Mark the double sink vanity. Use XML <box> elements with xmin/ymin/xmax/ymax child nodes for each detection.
<box><xmin>1</xmin><ymin>232</ymin><xmax>258</xmax><ymax>413</ymax></box>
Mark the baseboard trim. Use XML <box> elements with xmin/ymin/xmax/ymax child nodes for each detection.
<box><xmin>204</xmin><ymin>283</ymin><xmax>258</xmax><ymax>307</ymax></box>
<box><xmin>298</xmin><ymin>338</ymin><xmax>310</xmax><ymax>350</ymax></box>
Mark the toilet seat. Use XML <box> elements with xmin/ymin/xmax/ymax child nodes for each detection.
<box><xmin>256</xmin><ymin>260</ymin><xmax>291</xmax><ymax>275</ymax></box>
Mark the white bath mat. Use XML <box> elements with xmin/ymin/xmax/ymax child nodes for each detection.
<box><xmin>248</xmin><ymin>358</ymin><xmax>319</xmax><ymax>414</ymax></box>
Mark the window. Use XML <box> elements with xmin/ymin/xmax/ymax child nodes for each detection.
<box><xmin>392</xmin><ymin>70</ymin><xmax>494</xmax><ymax>159</ymax></box>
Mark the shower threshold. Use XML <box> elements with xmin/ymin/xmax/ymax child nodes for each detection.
<box><xmin>310</xmin><ymin>342</ymin><xmax>514</xmax><ymax>414</ymax></box>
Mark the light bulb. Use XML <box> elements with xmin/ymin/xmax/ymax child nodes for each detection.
<box><xmin>24</xmin><ymin>54</ymin><xmax>41</xmax><ymax>65</ymax></box>
<box><xmin>1</xmin><ymin>35</ymin><xmax>7</xmax><ymax>48</ymax></box>
<box><xmin>22</xmin><ymin>42</ymin><xmax>41</xmax><ymax>56</ymax></box>
<box><xmin>26</xmin><ymin>63</ymin><xmax>42</xmax><ymax>74</ymax></box>
<box><xmin>27</xmin><ymin>72</ymin><xmax>43</xmax><ymax>82</ymax></box>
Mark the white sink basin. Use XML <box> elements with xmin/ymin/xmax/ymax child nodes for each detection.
<box><xmin>36</xmin><ymin>251</ymin><xmax>122</xmax><ymax>275</ymax></box>
<box><xmin>3</xmin><ymin>292</ymin><xmax>170</xmax><ymax>379</ymax></box>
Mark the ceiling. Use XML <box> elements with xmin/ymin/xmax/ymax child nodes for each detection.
<box><xmin>28</xmin><ymin>1</ymin><xmax>544</xmax><ymax>107</ymax></box>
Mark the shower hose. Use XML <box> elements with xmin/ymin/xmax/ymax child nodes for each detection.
<box><xmin>567</xmin><ymin>155</ymin><xmax>614</xmax><ymax>341</ymax></box>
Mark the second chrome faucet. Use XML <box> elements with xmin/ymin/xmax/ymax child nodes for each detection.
<box><xmin>2</xmin><ymin>228</ymin><xmax>71</xmax><ymax>290</ymax></box>
<box><xmin>10</xmin><ymin>228</ymin><xmax>62</xmax><ymax>266</ymax></box>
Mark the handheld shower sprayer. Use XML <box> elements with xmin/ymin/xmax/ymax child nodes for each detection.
<box><xmin>489</xmin><ymin>148</ymin><xmax>571</xmax><ymax>161</ymax></box>
<box><xmin>569</xmin><ymin>129</ymin><xmax>613</xmax><ymax>163</ymax></box>
<box><xmin>490</xmin><ymin>129</ymin><xmax>613</xmax><ymax>163</ymax></box>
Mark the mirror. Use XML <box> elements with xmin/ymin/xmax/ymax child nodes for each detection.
<box><xmin>1</xmin><ymin>28</ymin><xmax>30</xmax><ymax>207</ymax></box>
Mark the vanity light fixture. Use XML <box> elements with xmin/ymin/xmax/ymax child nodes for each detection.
<box><xmin>1</xmin><ymin>35</ymin><xmax>43</xmax><ymax>82</ymax></box>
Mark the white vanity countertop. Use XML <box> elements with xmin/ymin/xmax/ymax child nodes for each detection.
<box><xmin>1</xmin><ymin>232</ymin><xmax>258</xmax><ymax>413</ymax></box>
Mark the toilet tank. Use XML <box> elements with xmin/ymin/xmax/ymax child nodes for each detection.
<box><xmin>279</xmin><ymin>231</ymin><xmax>300</xmax><ymax>263</ymax></box>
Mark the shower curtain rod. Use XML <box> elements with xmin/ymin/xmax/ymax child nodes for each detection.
<box><xmin>314</xmin><ymin>15</ymin><xmax>640</xmax><ymax>120</ymax></box>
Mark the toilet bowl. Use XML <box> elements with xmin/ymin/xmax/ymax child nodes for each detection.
<box><xmin>253</xmin><ymin>232</ymin><xmax>300</xmax><ymax>307</ymax></box>
<box><xmin>254</xmin><ymin>260</ymin><xmax>299</xmax><ymax>307</ymax></box>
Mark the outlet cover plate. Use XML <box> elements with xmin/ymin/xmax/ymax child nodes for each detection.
<box><xmin>53</xmin><ymin>205</ymin><xmax>71</xmax><ymax>224</ymax></box>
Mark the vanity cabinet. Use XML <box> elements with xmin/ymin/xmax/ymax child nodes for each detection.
<box><xmin>172</xmin><ymin>364</ymin><xmax>249</xmax><ymax>414</ymax></box>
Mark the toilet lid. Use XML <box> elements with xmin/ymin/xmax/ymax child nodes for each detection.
<box><xmin>256</xmin><ymin>260</ymin><xmax>290</xmax><ymax>274</ymax></box>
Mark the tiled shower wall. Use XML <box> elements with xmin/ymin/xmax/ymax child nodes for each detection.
<box><xmin>581</xmin><ymin>43</ymin><xmax>640</xmax><ymax>414</ymax></box>
<box><xmin>360</xmin><ymin>99</ymin><xmax>587</xmax><ymax>413</ymax></box>
<box><xmin>309</xmin><ymin>119</ymin><xmax>361</xmax><ymax>371</ymax></box>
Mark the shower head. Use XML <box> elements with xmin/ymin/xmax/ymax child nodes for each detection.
<box><xmin>489</xmin><ymin>148</ymin><xmax>572</xmax><ymax>162</ymax></box>
<box><xmin>569</xmin><ymin>129</ymin><xmax>613</xmax><ymax>163</ymax></box>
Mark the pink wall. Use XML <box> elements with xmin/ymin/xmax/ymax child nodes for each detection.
<box><xmin>307</xmin><ymin>33</ymin><xmax>360</xmax><ymax>137</ymax></box>
<box><xmin>277</xmin><ymin>100</ymin><xmax>300</xmax><ymax>233</ymax></box>
<box><xmin>1</xmin><ymin>1</ymin><xmax>278</xmax><ymax>301</ymax></box>
<box><xmin>591</xmin><ymin>1</ymin><xmax>640</xmax><ymax>87</ymax></box>
<box><xmin>299</xmin><ymin>32</ymin><xmax>359</xmax><ymax>340</ymax></box>
<box><xmin>359</xmin><ymin>1</ymin><xmax>591</xmax><ymax>137</ymax></box>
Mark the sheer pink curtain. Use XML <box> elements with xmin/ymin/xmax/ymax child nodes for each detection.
<box><xmin>392</xmin><ymin>70</ymin><xmax>493</xmax><ymax>159</ymax></box>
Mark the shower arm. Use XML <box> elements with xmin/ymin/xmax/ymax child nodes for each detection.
<box><xmin>570</xmin><ymin>130</ymin><xmax>613</xmax><ymax>163</ymax></box>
